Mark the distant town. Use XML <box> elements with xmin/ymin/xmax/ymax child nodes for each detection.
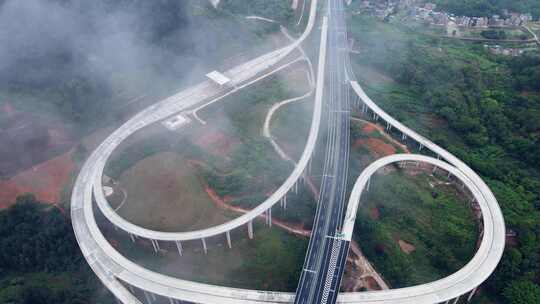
<box><xmin>355</xmin><ymin>0</ymin><xmax>539</xmax><ymax>56</ymax></box>
<box><xmin>358</xmin><ymin>0</ymin><xmax>537</xmax><ymax>27</ymax></box>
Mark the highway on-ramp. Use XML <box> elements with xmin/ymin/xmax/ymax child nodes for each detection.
<box><xmin>70</xmin><ymin>1</ymin><xmax>505</xmax><ymax>303</ymax></box>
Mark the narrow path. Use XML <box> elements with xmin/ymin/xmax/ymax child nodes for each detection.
<box><xmin>348</xmin><ymin>241</ymin><xmax>390</xmax><ymax>290</ymax></box>
<box><xmin>523</xmin><ymin>25</ymin><xmax>540</xmax><ymax>45</ymax></box>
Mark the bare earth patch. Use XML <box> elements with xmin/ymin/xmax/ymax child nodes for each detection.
<box><xmin>0</xmin><ymin>150</ymin><xmax>74</xmax><ymax>208</ymax></box>
<box><xmin>189</xmin><ymin>126</ymin><xmax>239</xmax><ymax>159</ymax></box>
<box><xmin>398</xmin><ymin>239</ymin><xmax>416</xmax><ymax>254</ymax></box>
<box><xmin>353</xmin><ymin>138</ymin><xmax>396</xmax><ymax>158</ymax></box>
<box><xmin>369</xmin><ymin>206</ymin><xmax>380</xmax><ymax>220</ymax></box>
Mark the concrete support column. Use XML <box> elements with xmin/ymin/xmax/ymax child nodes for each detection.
<box><xmin>151</xmin><ymin>293</ymin><xmax>157</xmax><ymax>301</ymax></box>
<box><xmin>467</xmin><ymin>287</ymin><xmax>477</xmax><ymax>302</ymax></box>
<box><xmin>416</xmin><ymin>161</ymin><xmax>420</xmax><ymax>167</ymax></box>
<box><xmin>366</xmin><ymin>177</ymin><xmax>371</xmax><ymax>191</ymax></box>
<box><xmin>268</xmin><ymin>208</ymin><xmax>272</xmax><ymax>227</ymax></box>
<box><xmin>248</xmin><ymin>220</ymin><xmax>254</xmax><ymax>239</ymax></box>
<box><xmin>143</xmin><ymin>291</ymin><xmax>152</xmax><ymax>304</ymax></box>
<box><xmin>419</xmin><ymin>143</ymin><xmax>424</xmax><ymax>151</ymax></box>
<box><xmin>432</xmin><ymin>165</ymin><xmax>437</xmax><ymax>173</ymax></box>
<box><xmin>295</xmin><ymin>181</ymin><xmax>299</xmax><ymax>194</ymax></box>
<box><xmin>226</xmin><ymin>231</ymin><xmax>232</xmax><ymax>248</ymax></box>
<box><xmin>175</xmin><ymin>241</ymin><xmax>183</xmax><ymax>256</ymax></box>
<box><xmin>150</xmin><ymin>239</ymin><xmax>158</xmax><ymax>253</ymax></box>
<box><xmin>155</xmin><ymin>240</ymin><xmax>161</xmax><ymax>251</ymax></box>
<box><xmin>201</xmin><ymin>238</ymin><xmax>208</xmax><ymax>254</ymax></box>
<box><xmin>453</xmin><ymin>296</ymin><xmax>460</xmax><ymax>304</ymax></box>
<box><xmin>129</xmin><ymin>233</ymin><xmax>135</xmax><ymax>243</ymax></box>
<box><xmin>447</xmin><ymin>171</ymin><xmax>452</xmax><ymax>179</ymax></box>
<box><xmin>401</xmin><ymin>133</ymin><xmax>407</xmax><ymax>141</ymax></box>
<box><xmin>284</xmin><ymin>195</ymin><xmax>287</xmax><ymax>209</ymax></box>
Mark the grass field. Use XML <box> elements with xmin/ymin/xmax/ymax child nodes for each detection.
<box><xmin>116</xmin><ymin>151</ymin><xmax>233</xmax><ymax>232</ymax></box>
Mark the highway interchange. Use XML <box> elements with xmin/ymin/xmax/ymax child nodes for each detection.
<box><xmin>71</xmin><ymin>1</ymin><xmax>506</xmax><ymax>303</ymax></box>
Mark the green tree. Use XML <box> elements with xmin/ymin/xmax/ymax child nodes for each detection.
<box><xmin>503</xmin><ymin>281</ymin><xmax>540</xmax><ymax>304</ymax></box>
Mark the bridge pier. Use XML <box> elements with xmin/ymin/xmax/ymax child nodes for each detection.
<box><xmin>366</xmin><ymin>177</ymin><xmax>371</xmax><ymax>191</ymax></box>
<box><xmin>151</xmin><ymin>239</ymin><xmax>158</xmax><ymax>253</ymax></box>
<box><xmin>143</xmin><ymin>290</ymin><xmax>152</xmax><ymax>304</ymax></box>
<box><xmin>267</xmin><ymin>208</ymin><xmax>272</xmax><ymax>227</ymax></box>
<box><xmin>248</xmin><ymin>220</ymin><xmax>254</xmax><ymax>239</ymax></box>
<box><xmin>419</xmin><ymin>143</ymin><xmax>424</xmax><ymax>151</ymax></box>
<box><xmin>401</xmin><ymin>133</ymin><xmax>407</xmax><ymax>141</ymax></box>
<box><xmin>453</xmin><ymin>295</ymin><xmax>460</xmax><ymax>304</ymax></box>
<box><xmin>467</xmin><ymin>287</ymin><xmax>477</xmax><ymax>302</ymax></box>
<box><xmin>226</xmin><ymin>231</ymin><xmax>232</xmax><ymax>248</ymax></box>
<box><xmin>175</xmin><ymin>241</ymin><xmax>183</xmax><ymax>256</ymax></box>
<box><xmin>129</xmin><ymin>233</ymin><xmax>135</xmax><ymax>243</ymax></box>
<box><xmin>432</xmin><ymin>165</ymin><xmax>437</xmax><ymax>173</ymax></box>
<box><xmin>201</xmin><ymin>238</ymin><xmax>208</xmax><ymax>254</ymax></box>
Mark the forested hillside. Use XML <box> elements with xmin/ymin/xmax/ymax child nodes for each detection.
<box><xmin>349</xmin><ymin>13</ymin><xmax>540</xmax><ymax>303</ymax></box>
<box><xmin>0</xmin><ymin>196</ymin><xmax>113</xmax><ymax>304</ymax></box>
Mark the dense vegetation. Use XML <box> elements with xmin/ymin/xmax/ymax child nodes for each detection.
<box><xmin>480</xmin><ymin>29</ymin><xmax>508</xmax><ymax>40</ymax></box>
<box><xmin>433</xmin><ymin>0</ymin><xmax>540</xmax><ymax>19</ymax></box>
<box><xmin>349</xmin><ymin>13</ymin><xmax>540</xmax><ymax>302</ymax></box>
<box><xmin>0</xmin><ymin>195</ymin><xmax>113</xmax><ymax>304</ymax></box>
<box><xmin>354</xmin><ymin>171</ymin><xmax>478</xmax><ymax>287</ymax></box>
<box><xmin>221</xmin><ymin>0</ymin><xmax>295</xmax><ymax>24</ymax></box>
<box><xmin>233</xmin><ymin>231</ymin><xmax>308</xmax><ymax>291</ymax></box>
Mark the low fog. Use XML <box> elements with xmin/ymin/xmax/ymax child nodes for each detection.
<box><xmin>0</xmin><ymin>0</ymin><xmax>261</xmax><ymax>123</ymax></box>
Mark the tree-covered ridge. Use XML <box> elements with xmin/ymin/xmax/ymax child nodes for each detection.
<box><xmin>433</xmin><ymin>0</ymin><xmax>540</xmax><ymax>19</ymax></box>
<box><xmin>0</xmin><ymin>195</ymin><xmax>113</xmax><ymax>304</ymax></box>
<box><xmin>349</xmin><ymin>14</ymin><xmax>540</xmax><ymax>303</ymax></box>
